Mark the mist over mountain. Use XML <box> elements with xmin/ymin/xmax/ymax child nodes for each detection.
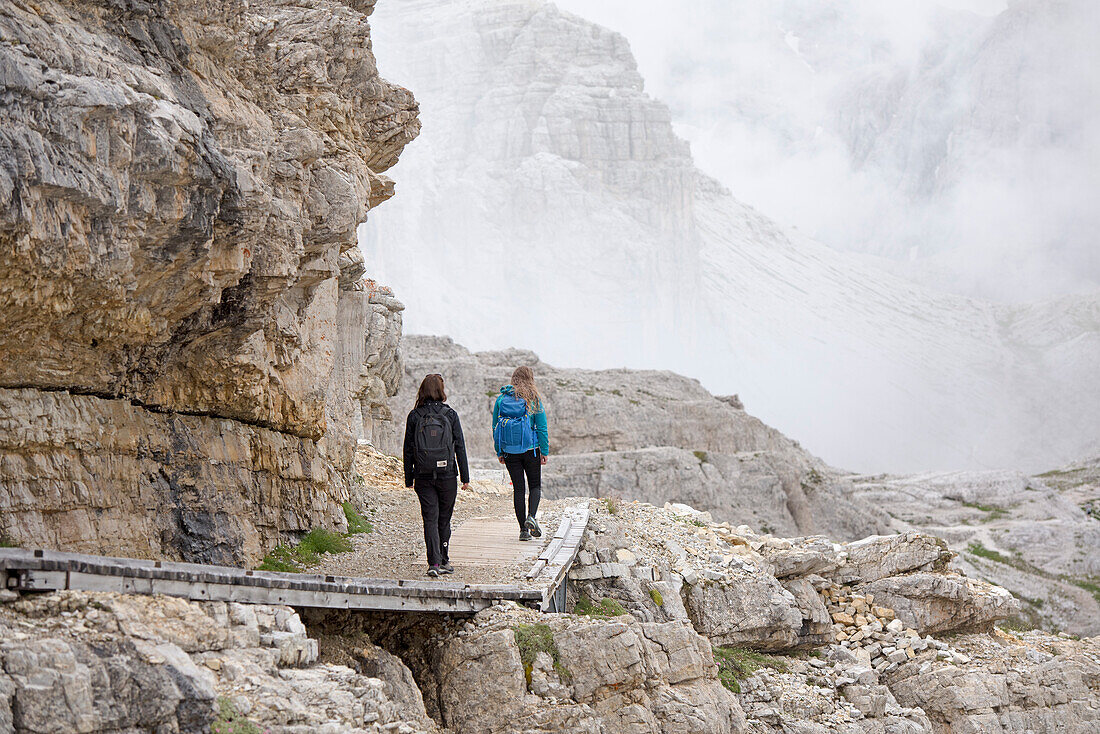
<box><xmin>554</xmin><ymin>0</ymin><xmax>1100</xmax><ymax>302</ymax></box>
<box><xmin>361</xmin><ymin>0</ymin><xmax>1100</xmax><ymax>473</ymax></box>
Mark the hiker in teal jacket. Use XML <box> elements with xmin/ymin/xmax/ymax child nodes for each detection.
<box><xmin>492</xmin><ymin>366</ymin><xmax>549</xmax><ymax>541</ymax></box>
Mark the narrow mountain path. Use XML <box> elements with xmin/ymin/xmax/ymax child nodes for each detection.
<box><xmin>317</xmin><ymin>446</ymin><xmax>575</xmax><ymax>587</ymax></box>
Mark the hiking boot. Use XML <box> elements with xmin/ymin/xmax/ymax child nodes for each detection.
<box><xmin>426</xmin><ymin>565</ymin><xmax>441</xmax><ymax>577</ymax></box>
<box><xmin>525</xmin><ymin>516</ymin><xmax>542</xmax><ymax>538</ymax></box>
<box><xmin>440</xmin><ymin>562</ymin><xmax>454</xmax><ymax>574</ymax></box>
<box><xmin>519</xmin><ymin>529</ymin><xmax>533</xmax><ymax>541</ymax></box>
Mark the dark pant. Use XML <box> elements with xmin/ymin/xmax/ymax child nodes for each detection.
<box><xmin>414</xmin><ymin>476</ymin><xmax>457</xmax><ymax>567</ymax></box>
<box><xmin>504</xmin><ymin>450</ymin><xmax>541</xmax><ymax>528</ymax></box>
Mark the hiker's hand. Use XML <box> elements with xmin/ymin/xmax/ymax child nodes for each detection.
<box><xmin>540</xmin><ymin>455</ymin><xmax>548</xmax><ymax>465</ymax></box>
<box><xmin>461</xmin><ymin>483</ymin><xmax>471</xmax><ymax>491</ymax></box>
<box><xmin>498</xmin><ymin>456</ymin><xmax>505</xmax><ymax>464</ymax></box>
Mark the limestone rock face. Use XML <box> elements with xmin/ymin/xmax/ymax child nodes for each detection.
<box><xmin>429</xmin><ymin>605</ymin><xmax>746</xmax><ymax>734</ymax></box>
<box><xmin>0</xmin><ymin>590</ymin><xmax>435</xmax><ymax>733</ymax></box>
<box><xmin>0</xmin><ymin>0</ymin><xmax>418</xmax><ymax>561</ymax></box>
<box><xmin>847</xmin><ymin>464</ymin><xmax>1100</xmax><ymax>636</ymax></box>
<box><xmin>887</xmin><ymin>633</ymin><xmax>1100</xmax><ymax>733</ymax></box>
<box><xmin>366</xmin><ymin>0</ymin><xmax>1100</xmax><ymax>475</ymax></box>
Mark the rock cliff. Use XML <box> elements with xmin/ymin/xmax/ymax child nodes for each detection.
<box><xmin>0</xmin><ymin>0</ymin><xmax>418</xmax><ymax>563</ymax></box>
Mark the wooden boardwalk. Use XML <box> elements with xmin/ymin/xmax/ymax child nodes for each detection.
<box><xmin>0</xmin><ymin>502</ymin><xmax>590</xmax><ymax>614</ymax></box>
<box><xmin>448</xmin><ymin>516</ymin><xmax>541</xmax><ymax>567</ymax></box>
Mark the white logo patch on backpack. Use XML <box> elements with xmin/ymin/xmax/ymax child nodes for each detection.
<box><xmin>436</xmin><ymin>460</ymin><xmax>449</xmax><ymax>468</ymax></box>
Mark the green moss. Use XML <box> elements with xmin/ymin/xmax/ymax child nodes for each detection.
<box><xmin>648</xmin><ymin>588</ymin><xmax>664</xmax><ymax>606</ymax></box>
<box><xmin>693</xmin><ymin>450</ymin><xmax>708</xmax><ymax>463</ymax></box>
<box><xmin>514</xmin><ymin>623</ymin><xmax>570</xmax><ymax>685</ymax></box>
<box><xmin>256</xmin><ymin>528</ymin><xmax>353</xmax><ymax>573</ymax></box>
<box><xmin>574</xmin><ymin>596</ymin><xmax>628</xmax><ymax>618</ymax></box>
<box><xmin>713</xmin><ymin>647</ymin><xmax>789</xmax><ymax>693</ymax></box>
<box><xmin>212</xmin><ymin>696</ymin><xmax>261</xmax><ymax>734</ymax></box>
<box><xmin>342</xmin><ymin>502</ymin><xmax>373</xmax><ymax>535</ymax></box>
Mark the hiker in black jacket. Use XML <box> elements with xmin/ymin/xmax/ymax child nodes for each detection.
<box><xmin>403</xmin><ymin>373</ymin><xmax>471</xmax><ymax>577</ymax></box>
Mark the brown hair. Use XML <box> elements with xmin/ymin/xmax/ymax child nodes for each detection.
<box><xmin>415</xmin><ymin>373</ymin><xmax>446</xmax><ymax>408</ymax></box>
<box><xmin>511</xmin><ymin>366</ymin><xmax>541</xmax><ymax>411</ymax></box>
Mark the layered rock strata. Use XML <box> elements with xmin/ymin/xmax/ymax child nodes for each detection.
<box><xmin>0</xmin><ymin>0</ymin><xmax>418</xmax><ymax>562</ymax></box>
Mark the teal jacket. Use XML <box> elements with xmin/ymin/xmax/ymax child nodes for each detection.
<box><xmin>492</xmin><ymin>385</ymin><xmax>549</xmax><ymax>456</ymax></box>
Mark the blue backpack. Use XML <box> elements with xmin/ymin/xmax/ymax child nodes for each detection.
<box><xmin>495</xmin><ymin>394</ymin><xmax>538</xmax><ymax>454</ymax></box>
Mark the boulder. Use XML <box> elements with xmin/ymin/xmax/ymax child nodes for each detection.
<box><xmin>684</xmin><ymin>575</ymin><xmax>804</xmax><ymax>650</ymax></box>
<box><xmin>759</xmin><ymin>536</ymin><xmax>841</xmax><ymax>578</ymax></box>
<box><xmin>838</xmin><ymin>534</ymin><xmax>952</xmax><ymax>585</ymax></box>
<box><xmin>863</xmin><ymin>574</ymin><xmax>1019</xmax><ymax>635</ymax></box>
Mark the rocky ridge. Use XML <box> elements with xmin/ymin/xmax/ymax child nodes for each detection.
<box><xmin>3</xmin><ymin>488</ymin><xmax>1096</xmax><ymax>732</ymax></box>
<box><xmin>0</xmin><ymin>0</ymin><xmax>417</xmax><ymax>563</ymax></box>
<box><xmin>386</xmin><ymin>335</ymin><xmax>1100</xmax><ymax>635</ymax></box>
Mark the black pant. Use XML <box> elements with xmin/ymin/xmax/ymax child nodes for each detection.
<box><xmin>504</xmin><ymin>450</ymin><xmax>541</xmax><ymax>528</ymax></box>
<box><xmin>414</xmin><ymin>476</ymin><xmax>457</xmax><ymax>567</ymax></box>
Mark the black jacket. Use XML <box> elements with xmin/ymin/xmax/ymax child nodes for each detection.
<box><xmin>403</xmin><ymin>401</ymin><xmax>471</xmax><ymax>487</ymax></box>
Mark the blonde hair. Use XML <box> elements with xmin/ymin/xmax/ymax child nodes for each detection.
<box><xmin>511</xmin><ymin>366</ymin><xmax>541</xmax><ymax>412</ymax></box>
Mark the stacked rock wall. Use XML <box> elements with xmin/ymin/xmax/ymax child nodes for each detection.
<box><xmin>0</xmin><ymin>0</ymin><xmax>418</xmax><ymax>563</ymax></box>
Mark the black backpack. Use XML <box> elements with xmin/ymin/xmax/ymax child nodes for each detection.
<box><xmin>414</xmin><ymin>404</ymin><xmax>454</xmax><ymax>476</ymax></box>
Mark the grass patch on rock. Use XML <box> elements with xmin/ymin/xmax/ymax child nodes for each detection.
<box><xmin>212</xmin><ymin>696</ymin><xmax>261</xmax><ymax>734</ymax></box>
<box><xmin>649</xmin><ymin>588</ymin><xmax>664</xmax><ymax>606</ymax></box>
<box><xmin>961</xmin><ymin>501</ymin><xmax>1009</xmax><ymax>521</ymax></box>
<box><xmin>966</xmin><ymin>541</ymin><xmax>1048</xmax><ymax>577</ymax></box>
<box><xmin>574</xmin><ymin>596</ymin><xmax>627</xmax><ymax>618</ymax></box>
<box><xmin>514</xmin><ymin>623</ymin><xmax>570</xmax><ymax>685</ymax></box>
<box><xmin>342</xmin><ymin>502</ymin><xmax>373</xmax><ymax>534</ymax></box>
<box><xmin>713</xmin><ymin>647</ymin><xmax>789</xmax><ymax>694</ymax></box>
<box><xmin>257</xmin><ymin>528</ymin><xmax>354</xmax><ymax>573</ymax></box>
<box><xmin>1068</xmin><ymin>577</ymin><xmax>1100</xmax><ymax>604</ymax></box>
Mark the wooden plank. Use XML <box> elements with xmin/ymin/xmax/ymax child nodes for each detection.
<box><xmin>0</xmin><ymin>548</ymin><xmax>543</xmax><ymax>611</ymax></box>
<box><xmin>0</xmin><ymin>503</ymin><xmax>591</xmax><ymax>615</ymax></box>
